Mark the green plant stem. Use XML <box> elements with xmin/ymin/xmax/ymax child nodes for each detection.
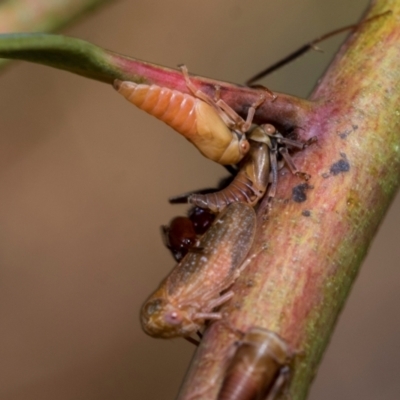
<box><xmin>0</xmin><ymin>0</ymin><xmax>114</xmax><ymax>68</ymax></box>
<box><xmin>177</xmin><ymin>1</ymin><xmax>400</xmax><ymax>399</ymax></box>
<box><xmin>0</xmin><ymin>0</ymin><xmax>112</xmax><ymax>32</ymax></box>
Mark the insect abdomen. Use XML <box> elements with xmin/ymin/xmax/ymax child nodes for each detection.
<box><xmin>188</xmin><ymin>175</ymin><xmax>258</xmax><ymax>213</ymax></box>
<box><xmin>188</xmin><ymin>141</ymin><xmax>270</xmax><ymax>213</ymax></box>
<box><xmin>115</xmin><ymin>81</ymin><xmax>198</xmax><ymax>137</ymax></box>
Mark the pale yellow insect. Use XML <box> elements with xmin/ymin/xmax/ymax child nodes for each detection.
<box><xmin>141</xmin><ymin>202</ymin><xmax>256</xmax><ymax>339</ymax></box>
<box><xmin>114</xmin><ymin>66</ymin><xmax>268</xmax><ymax>165</ymax></box>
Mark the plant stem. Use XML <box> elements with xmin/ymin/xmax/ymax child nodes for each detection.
<box><xmin>177</xmin><ymin>0</ymin><xmax>400</xmax><ymax>399</ymax></box>
<box><xmin>0</xmin><ymin>0</ymin><xmax>112</xmax><ymax>32</ymax></box>
<box><xmin>0</xmin><ymin>32</ymin><xmax>313</xmax><ymax>128</ymax></box>
<box><xmin>0</xmin><ymin>0</ymin><xmax>113</xmax><ymax>68</ymax></box>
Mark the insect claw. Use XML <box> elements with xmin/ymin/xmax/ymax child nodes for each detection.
<box><xmin>303</xmin><ymin>136</ymin><xmax>318</xmax><ymax>148</ymax></box>
<box><xmin>295</xmin><ymin>171</ymin><xmax>311</xmax><ymax>181</ymax></box>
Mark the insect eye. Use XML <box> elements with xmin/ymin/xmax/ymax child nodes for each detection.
<box><xmin>164</xmin><ymin>310</ymin><xmax>183</xmax><ymax>326</ymax></box>
<box><xmin>143</xmin><ymin>299</ymin><xmax>163</xmax><ymax>317</ymax></box>
<box><xmin>240</xmin><ymin>139</ymin><xmax>250</xmax><ymax>155</ymax></box>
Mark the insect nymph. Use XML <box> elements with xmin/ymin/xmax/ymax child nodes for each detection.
<box><xmin>187</xmin><ymin>124</ymin><xmax>315</xmax><ymax>213</ymax></box>
<box><xmin>141</xmin><ymin>202</ymin><xmax>256</xmax><ymax>339</ymax></box>
<box><xmin>218</xmin><ymin>327</ymin><xmax>293</xmax><ymax>400</ymax></box>
<box><xmin>114</xmin><ymin>66</ymin><xmax>269</xmax><ymax>165</ymax></box>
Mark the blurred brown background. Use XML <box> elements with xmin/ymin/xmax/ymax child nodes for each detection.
<box><xmin>0</xmin><ymin>0</ymin><xmax>399</xmax><ymax>399</ymax></box>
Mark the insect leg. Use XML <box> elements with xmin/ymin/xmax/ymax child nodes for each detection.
<box><xmin>276</xmin><ymin>136</ymin><xmax>318</xmax><ymax>149</ymax></box>
<box><xmin>278</xmin><ymin>147</ymin><xmax>310</xmax><ymax>181</ymax></box>
<box><xmin>184</xmin><ymin>336</ymin><xmax>200</xmax><ymax>346</ymax></box>
<box><xmin>180</xmin><ymin>64</ymin><xmax>220</xmax><ymax>107</ymax></box>
<box><xmin>193</xmin><ymin>312</ymin><xmax>222</xmax><ymax>321</ymax></box>
<box><xmin>207</xmin><ymin>291</ymin><xmax>235</xmax><ymax>310</ymax></box>
<box><xmin>215</xmin><ymin>93</ymin><xmax>266</xmax><ymax>132</ymax></box>
<box><xmin>180</xmin><ymin>65</ymin><xmax>268</xmax><ymax>133</ymax></box>
<box><xmin>267</xmin><ymin>139</ymin><xmax>279</xmax><ymax>199</ymax></box>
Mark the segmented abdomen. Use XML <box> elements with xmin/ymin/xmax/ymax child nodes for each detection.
<box><xmin>116</xmin><ymin>81</ymin><xmax>198</xmax><ymax>138</ymax></box>
<box><xmin>189</xmin><ymin>175</ymin><xmax>259</xmax><ymax>213</ymax></box>
<box><xmin>188</xmin><ymin>141</ymin><xmax>269</xmax><ymax>213</ymax></box>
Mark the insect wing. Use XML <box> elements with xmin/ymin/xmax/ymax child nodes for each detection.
<box><xmin>165</xmin><ymin>203</ymin><xmax>256</xmax><ymax>302</ymax></box>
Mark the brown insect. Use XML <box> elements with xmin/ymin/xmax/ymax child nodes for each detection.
<box><xmin>141</xmin><ymin>202</ymin><xmax>257</xmax><ymax>339</ymax></box>
<box><xmin>114</xmin><ymin>65</ymin><xmax>269</xmax><ymax>165</ymax></box>
<box><xmin>218</xmin><ymin>327</ymin><xmax>293</xmax><ymax>400</ymax></box>
<box><xmin>188</xmin><ymin>124</ymin><xmax>315</xmax><ymax>213</ymax></box>
<box><xmin>162</xmin><ymin>207</ymin><xmax>216</xmax><ymax>262</ymax></box>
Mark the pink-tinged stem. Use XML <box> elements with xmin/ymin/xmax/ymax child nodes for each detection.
<box><xmin>177</xmin><ymin>0</ymin><xmax>400</xmax><ymax>399</ymax></box>
<box><xmin>109</xmin><ymin>52</ymin><xmax>313</xmax><ymax>129</ymax></box>
<box><xmin>0</xmin><ymin>31</ymin><xmax>311</xmax><ymax>128</ymax></box>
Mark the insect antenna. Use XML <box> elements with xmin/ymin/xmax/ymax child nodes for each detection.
<box><xmin>246</xmin><ymin>11</ymin><xmax>391</xmax><ymax>85</ymax></box>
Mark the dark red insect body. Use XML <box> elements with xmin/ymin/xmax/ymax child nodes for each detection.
<box><xmin>162</xmin><ymin>207</ymin><xmax>215</xmax><ymax>262</ymax></box>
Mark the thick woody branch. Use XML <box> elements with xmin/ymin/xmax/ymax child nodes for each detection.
<box><xmin>177</xmin><ymin>1</ymin><xmax>400</xmax><ymax>399</ymax></box>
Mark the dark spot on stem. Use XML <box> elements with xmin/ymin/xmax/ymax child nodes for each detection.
<box><xmin>292</xmin><ymin>183</ymin><xmax>312</xmax><ymax>203</ymax></box>
<box><xmin>302</xmin><ymin>210</ymin><xmax>311</xmax><ymax>217</ymax></box>
<box><xmin>338</xmin><ymin>125</ymin><xmax>358</xmax><ymax>139</ymax></box>
<box><xmin>330</xmin><ymin>158</ymin><xmax>350</xmax><ymax>175</ymax></box>
<box><xmin>338</xmin><ymin>129</ymin><xmax>351</xmax><ymax>139</ymax></box>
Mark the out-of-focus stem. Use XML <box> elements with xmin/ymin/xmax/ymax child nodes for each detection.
<box><xmin>177</xmin><ymin>0</ymin><xmax>400</xmax><ymax>399</ymax></box>
<box><xmin>0</xmin><ymin>0</ymin><xmax>112</xmax><ymax>33</ymax></box>
<box><xmin>0</xmin><ymin>0</ymin><xmax>113</xmax><ymax>67</ymax></box>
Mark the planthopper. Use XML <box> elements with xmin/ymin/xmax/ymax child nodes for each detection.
<box><xmin>141</xmin><ymin>202</ymin><xmax>257</xmax><ymax>339</ymax></box>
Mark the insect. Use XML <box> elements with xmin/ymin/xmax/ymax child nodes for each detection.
<box><xmin>114</xmin><ymin>65</ymin><xmax>269</xmax><ymax>165</ymax></box>
<box><xmin>161</xmin><ymin>206</ymin><xmax>216</xmax><ymax>262</ymax></box>
<box><xmin>141</xmin><ymin>202</ymin><xmax>257</xmax><ymax>339</ymax></box>
<box><xmin>187</xmin><ymin>124</ymin><xmax>315</xmax><ymax>213</ymax></box>
<box><xmin>162</xmin><ymin>175</ymin><xmax>236</xmax><ymax>261</ymax></box>
<box><xmin>218</xmin><ymin>327</ymin><xmax>293</xmax><ymax>400</ymax></box>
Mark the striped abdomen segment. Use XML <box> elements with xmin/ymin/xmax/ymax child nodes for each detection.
<box><xmin>114</xmin><ymin>80</ymin><xmax>242</xmax><ymax>164</ymax></box>
<box><xmin>117</xmin><ymin>82</ymin><xmax>198</xmax><ymax>138</ymax></box>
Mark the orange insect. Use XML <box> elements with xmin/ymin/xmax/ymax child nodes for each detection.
<box><xmin>141</xmin><ymin>202</ymin><xmax>256</xmax><ymax>339</ymax></box>
<box><xmin>113</xmin><ymin>65</ymin><xmax>268</xmax><ymax>165</ymax></box>
<box><xmin>218</xmin><ymin>327</ymin><xmax>293</xmax><ymax>400</ymax></box>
